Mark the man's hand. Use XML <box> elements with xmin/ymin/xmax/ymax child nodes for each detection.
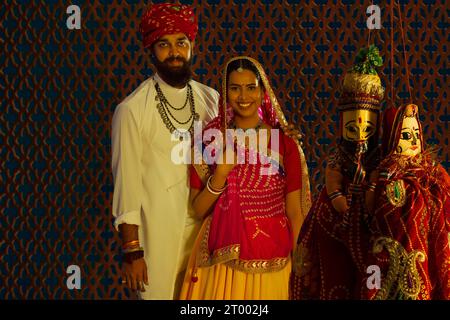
<box><xmin>122</xmin><ymin>258</ymin><xmax>148</xmax><ymax>292</ymax></box>
<box><xmin>119</xmin><ymin>224</ymin><xmax>148</xmax><ymax>292</ymax></box>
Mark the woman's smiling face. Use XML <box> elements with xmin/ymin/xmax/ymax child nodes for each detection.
<box><xmin>227</xmin><ymin>69</ymin><xmax>263</xmax><ymax>121</ymax></box>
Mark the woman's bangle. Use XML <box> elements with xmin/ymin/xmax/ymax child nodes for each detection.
<box><xmin>328</xmin><ymin>190</ymin><xmax>344</xmax><ymax>201</ymax></box>
<box><xmin>206</xmin><ymin>175</ymin><xmax>227</xmax><ymax>195</ymax></box>
<box><xmin>367</xmin><ymin>183</ymin><xmax>377</xmax><ymax>192</ymax></box>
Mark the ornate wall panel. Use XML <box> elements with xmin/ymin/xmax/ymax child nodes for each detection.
<box><xmin>1</xmin><ymin>0</ymin><xmax>448</xmax><ymax>299</ymax></box>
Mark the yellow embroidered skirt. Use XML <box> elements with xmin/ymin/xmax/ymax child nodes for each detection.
<box><xmin>179</xmin><ymin>217</ymin><xmax>291</xmax><ymax>300</ymax></box>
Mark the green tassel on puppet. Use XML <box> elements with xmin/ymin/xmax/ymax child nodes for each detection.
<box><xmin>340</xmin><ymin>45</ymin><xmax>385</xmax><ymax>104</ymax></box>
<box><xmin>351</xmin><ymin>45</ymin><xmax>384</xmax><ymax>75</ymax></box>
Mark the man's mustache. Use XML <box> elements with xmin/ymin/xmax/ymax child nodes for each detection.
<box><xmin>163</xmin><ymin>57</ymin><xmax>187</xmax><ymax>64</ymax></box>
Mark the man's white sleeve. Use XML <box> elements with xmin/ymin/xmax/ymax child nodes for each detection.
<box><xmin>111</xmin><ymin>104</ymin><xmax>143</xmax><ymax>230</ymax></box>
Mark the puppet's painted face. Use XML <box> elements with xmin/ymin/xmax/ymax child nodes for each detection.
<box><xmin>342</xmin><ymin>110</ymin><xmax>377</xmax><ymax>142</ymax></box>
<box><xmin>395</xmin><ymin>116</ymin><xmax>422</xmax><ymax>156</ymax></box>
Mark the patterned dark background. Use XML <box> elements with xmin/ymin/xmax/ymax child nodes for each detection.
<box><xmin>1</xmin><ymin>0</ymin><xmax>448</xmax><ymax>299</ymax></box>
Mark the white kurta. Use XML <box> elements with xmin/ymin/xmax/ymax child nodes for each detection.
<box><xmin>111</xmin><ymin>74</ymin><xmax>219</xmax><ymax>299</ymax></box>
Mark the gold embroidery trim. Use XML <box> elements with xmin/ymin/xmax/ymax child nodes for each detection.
<box><xmin>386</xmin><ymin>179</ymin><xmax>406</xmax><ymax>207</ymax></box>
<box><xmin>192</xmin><ymin>163</ymin><xmax>211</xmax><ymax>186</ymax></box>
<box><xmin>372</xmin><ymin>236</ymin><xmax>426</xmax><ymax>300</ymax></box>
<box><xmin>292</xmin><ymin>242</ymin><xmax>311</xmax><ymax>277</ymax></box>
<box><xmin>196</xmin><ymin>216</ymin><xmax>289</xmax><ymax>273</ymax></box>
<box><xmin>224</xmin><ymin>256</ymin><xmax>289</xmax><ymax>274</ymax></box>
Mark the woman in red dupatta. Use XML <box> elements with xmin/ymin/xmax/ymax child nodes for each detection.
<box><xmin>179</xmin><ymin>56</ymin><xmax>311</xmax><ymax>299</ymax></box>
<box><xmin>362</xmin><ymin>104</ymin><xmax>450</xmax><ymax>299</ymax></box>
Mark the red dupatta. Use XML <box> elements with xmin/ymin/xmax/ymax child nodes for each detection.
<box><xmin>364</xmin><ymin>104</ymin><xmax>450</xmax><ymax>299</ymax></box>
<box><xmin>192</xmin><ymin>56</ymin><xmax>311</xmax><ymax>273</ymax></box>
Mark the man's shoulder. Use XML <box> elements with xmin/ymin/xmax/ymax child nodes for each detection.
<box><xmin>116</xmin><ymin>77</ymin><xmax>155</xmax><ymax>112</ymax></box>
<box><xmin>190</xmin><ymin>79</ymin><xmax>219</xmax><ymax>99</ymax></box>
<box><xmin>190</xmin><ymin>80</ymin><xmax>219</xmax><ymax>120</ymax></box>
<box><xmin>112</xmin><ymin>77</ymin><xmax>157</xmax><ymax>125</ymax></box>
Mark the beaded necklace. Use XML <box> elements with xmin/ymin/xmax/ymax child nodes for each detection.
<box><xmin>155</xmin><ymin>81</ymin><xmax>199</xmax><ymax>140</ymax></box>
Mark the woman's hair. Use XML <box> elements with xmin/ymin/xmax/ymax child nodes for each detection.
<box><xmin>225</xmin><ymin>59</ymin><xmax>263</xmax><ymax>88</ymax></box>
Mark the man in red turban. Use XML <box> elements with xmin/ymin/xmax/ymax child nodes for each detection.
<box><xmin>112</xmin><ymin>3</ymin><xmax>219</xmax><ymax>300</ymax></box>
<box><xmin>139</xmin><ymin>3</ymin><xmax>198</xmax><ymax>50</ymax></box>
<box><xmin>138</xmin><ymin>3</ymin><xmax>199</xmax><ymax>88</ymax></box>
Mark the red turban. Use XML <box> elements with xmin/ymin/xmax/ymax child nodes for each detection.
<box><xmin>139</xmin><ymin>3</ymin><xmax>198</xmax><ymax>49</ymax></box>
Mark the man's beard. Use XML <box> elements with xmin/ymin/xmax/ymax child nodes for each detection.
<box><xmin>153</xmin><ymin>56</ymin><xmax>192</xmax><ymax>88</ymax></box>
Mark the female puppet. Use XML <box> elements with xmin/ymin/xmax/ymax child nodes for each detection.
<box><xmin>363</xmin><ymin>104</ymin><xmax>450</xmax><ymax>300</ymax></box>
<box><xmin>291</xmin><ymin>45</ymin><xmax>385</xmax><ymax>299</ymax></box>
<box><xmin>178</xmin><ymin>56</ymin><xmax>311</xmax><ymax>299</ymax></box>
